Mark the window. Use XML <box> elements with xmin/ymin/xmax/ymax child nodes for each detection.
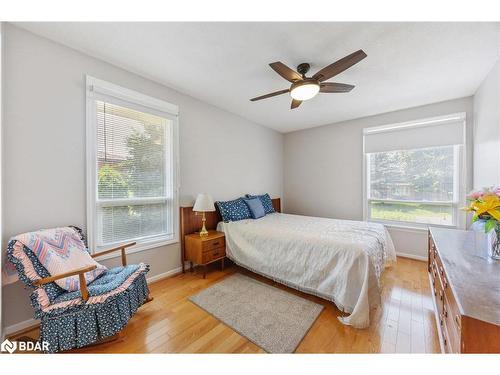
<box><xmin>86</xmin><ymin>77</ymin><xmax>179</xmax><ymax>252</ymax></box>
<box><xmin>363</xmin><ymin>114</ymin><xmax>466</xmax><ymax>228</ymax></box>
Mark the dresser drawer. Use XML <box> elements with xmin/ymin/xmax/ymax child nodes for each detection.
<box><xmin>436</xmin><ymin>285</ymin><xmax>445</xmax><ymax>318</ymax></box>
<box><xmin>432</xmin><ymin>248</ymin><xmax>449</xmax><ymax>292</ymax></box>
<box><xmin>430</xmin><ymin>262</ymin><xmax>440</xmax><ymax>296</ymax></box>
<box><xmin>202</xmin><ymin>247</ymin><xmax>225</xmax><ymax>263</ymax></box>
<box><xmin>429</xmin><ymin>237</ymin><xmax>436</xmax><ymax>259</ymax></box>
<box><xmin>430</xmin><ymin>260</ymin><xmax>438</xmax><ymax>282</ymax></box>
<box><xmin>202</xmin><ymin>237</ymin><xmax>226</xmax><ymax>252</ymax></box>
<box><xmin>441</xmin><ymin>318</ymin><xmax>455</xmax><ymax>353</ymax></box>
<box><xmin>443</xmin><ymin>294</ymin><xmax>460</xmax><ymax>353</ymax></box>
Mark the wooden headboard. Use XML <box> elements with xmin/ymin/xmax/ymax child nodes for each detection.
<box><xmin>179</xmin><ymin>198</ymin><xmax>280</xmax><ymax>272</ymax></box>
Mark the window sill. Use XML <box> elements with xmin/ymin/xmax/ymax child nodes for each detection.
<box><xmin>93</xmin><ymin>238</ymin><xmax>179</xmax><ymax>262</ymax></box>
<box><xmin>382</xmin><ymin>223</ymin><xmax>430</xmax><ymax>232</ymax></box>
<box><xmin>368</xmin><ymin>219</ymin><xmax>458</xmax><ymax>232</ymax></box>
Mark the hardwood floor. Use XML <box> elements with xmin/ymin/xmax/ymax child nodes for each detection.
<box><xmin>13</xmin><ymin>257</ymin><xmax>440</xmax><ymax>353</ymax></box>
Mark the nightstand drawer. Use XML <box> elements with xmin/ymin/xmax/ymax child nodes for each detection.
<box><xmin>202</xmin><ymin>247</ymin><xmax>226</xmax><ymax>263</ymax></box>
<box><xmin>202</xmin><ymin>237</ymin><xmax>225</xmax><ymax>252</ymax></box>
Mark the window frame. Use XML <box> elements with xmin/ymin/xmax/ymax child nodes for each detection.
<box><xmin>362</xmin><ymin>113</ymin><xmax>467</xmax><ymax>230</ymax></box>
<box><xmin>86</xmin><ymin>76</ymin><xmax>180</xmax><ymax>254</ymax></box>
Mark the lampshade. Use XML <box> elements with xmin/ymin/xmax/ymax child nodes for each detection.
<box><xmin>193</xmin><ymin>193</ymin><xmax>215</xmax><ymax>212</ymax></box>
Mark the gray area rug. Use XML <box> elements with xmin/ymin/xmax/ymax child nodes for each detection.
<box><xmin>188</xmin><ymin>273</ymin><xmax>324</xmax><ymax>353</ymax></box>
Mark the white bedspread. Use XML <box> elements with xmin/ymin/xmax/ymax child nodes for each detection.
<box><xmin>217</xmin><ymin>213</ymin><xmax>396</xmax><ymax>328</ymax></box>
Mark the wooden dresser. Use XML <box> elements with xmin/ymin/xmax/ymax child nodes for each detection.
<box><xmin>428</xmin><ymin>227</ymin><xmax>500</xmax><ymax>353</ymax></box>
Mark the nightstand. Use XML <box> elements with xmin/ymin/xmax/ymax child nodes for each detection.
<box><xmin>184</xmin><ymin>230</ymin><xmax>226</xmax><ymax>278</ymax></box>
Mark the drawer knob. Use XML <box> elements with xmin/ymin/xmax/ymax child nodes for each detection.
<box><xmin>439</xmin><ymin>291</ymin><xmax>443</xmax><ymax>301</ymax></box>
<box><xmin>212</xmin><ymin>241</ymin><xmax>219</xmax><ymax>246</ymax></box>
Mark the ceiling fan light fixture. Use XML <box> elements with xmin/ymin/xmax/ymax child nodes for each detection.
<box><xmin>290</xmin><ymin>80</ymin><xmax>320</xmax><ymax>101</ymax></box>
<box><xmin>249</xmin><ymin>50</ymin><xmax>366</xmax><ymax>108</ymax></box>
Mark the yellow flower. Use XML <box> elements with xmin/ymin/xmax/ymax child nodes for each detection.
<box><xmin>470</xmin><ymin>194</ymin><xmax>500</xmax><ymax>220</ymax></box>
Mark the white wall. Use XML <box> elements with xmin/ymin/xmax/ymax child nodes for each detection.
<box><xmin>473</xmin><ymin>59</ymin><xmax>500</xmax><ymax>188</ymax></box>
<box><xmin>284</xmin><ymin>97</ymin><xmax>474</xmax><ymax>260</ymax></box>
<box><xmin>1</xmin><ymin>24</ymin><xmax>283</xmax><ymax>331</ymax></box>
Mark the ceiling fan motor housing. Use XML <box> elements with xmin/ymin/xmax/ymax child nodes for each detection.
<box><xmin>297</xmin><ymin>63</ymin><xmax>311</xmax><ymax>77</ymax></box>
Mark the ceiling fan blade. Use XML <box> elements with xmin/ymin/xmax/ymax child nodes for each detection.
<box><xmin>320</xmin><ymin>82</ymin><xmax>355</xmax><ymax>93</ymax></box>
<box><xmin>250</xmin><ymin>89</ymin><xmax>290</xmax><ymax>101</ymax></box>
<box><xmin>269</xmin><ymin>62</ymin><xmax>303</xmax><ymax>83</ymax></box>
<box><xmin>291</xmin><ymin>99</ymin><xmax>302</xmax><ymax>109</ymax></box>
<box><xmin>313</xmin><ymin>50</ymin><xmax>367</xmax><ymax>82</ymax></box>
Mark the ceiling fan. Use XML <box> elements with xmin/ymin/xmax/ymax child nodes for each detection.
<box><xmin>250</xmin><ymin>49</ymin><xmax>367</xmax><ymax>109</ymax></box>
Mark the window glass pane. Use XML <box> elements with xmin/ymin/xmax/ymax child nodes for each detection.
<box><xmin>369</xmin><ymin>201</ymin><xmax>453</xmax><ymax>225</ymax></box>
<box><xmin>368</xmin><ymin>146</ymin><xmax>455</xmax><ymax>202</ymax></box>
<box><xmin>96</xmin><ymin>101</ymin><xmax>170</xmax><ymax>199</ymax></box>
<box><xmin>98</xmin><ymin>203</ymin><xmax>169</xmax><ymax>245</ymax></box>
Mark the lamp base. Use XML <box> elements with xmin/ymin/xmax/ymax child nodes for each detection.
<box><xmin>199</xmin><ymin>212</ymin><xmax>209</xmax><ymax>237</ymax></box>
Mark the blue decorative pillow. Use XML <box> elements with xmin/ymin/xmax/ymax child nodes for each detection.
<box><xmin>245</xmin><ymin>193</ymin><xmax>275</xmax><ymax>214</ymax></box>
<box><xmin>216</xmin><ymin>198</ymin><xmax>252</xmax><ymax>222</ymax></box>
<box><xmin>243</xmin><ymin>198</ymin><xmax>266</xmax><ymax>219</ymax></box>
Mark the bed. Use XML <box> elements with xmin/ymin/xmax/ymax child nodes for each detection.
<box><xmin>180</xmin><ymin>198</ymin><xmax>396</xmax><ymax>328</ymax></box>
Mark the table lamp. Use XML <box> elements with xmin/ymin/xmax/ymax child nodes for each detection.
<box><xmin>193</xmin><ymin>193</ymin><xmax>215</xmax><ymax>236</ymax></box>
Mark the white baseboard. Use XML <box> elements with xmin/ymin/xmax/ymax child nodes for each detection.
<box><xmin>4</xmin><ymin>318</ymin><xmax>39</xmax><ymax>336</ymax></box>
<box><xmin>5</xmin><ymin>265</ymin><xmax>185</xmax><ymax>337</ymax></box>
<box><xmin>396</xmin><ymin>252</ymin><xmax>427</xmax><ymax>262</ymax></box>
<box><xmin>146</xmin><ymin>266</ymin><xmax>183</xmax><ymax>283</ymax></box>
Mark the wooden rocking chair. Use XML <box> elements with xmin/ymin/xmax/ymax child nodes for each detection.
<box><xmin>6</xmin><ymin>226</ymin><xmax>153</xmax><ymax>353</ymax></box>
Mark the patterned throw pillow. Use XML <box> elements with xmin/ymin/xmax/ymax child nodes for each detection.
<box><xmin>216</xmin><ymin>198</ymin><xmax>252</xmax><ymax>222</ymax></box>
<box><xmin>245</xmin><ymin>193</ymin><xmax>275</xmax><ymax>214</ymax></box>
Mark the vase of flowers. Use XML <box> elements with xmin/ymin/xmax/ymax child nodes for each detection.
<box><xmin>463</xmin><ymin>187</ymin><xmax>500</xmax><ymax>260</ymax></box>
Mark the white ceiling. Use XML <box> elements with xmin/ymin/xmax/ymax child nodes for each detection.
<box><xmin>15</xmin><ymin>22</ymin><xmax>500</xmax><ymax>133</ymax></box>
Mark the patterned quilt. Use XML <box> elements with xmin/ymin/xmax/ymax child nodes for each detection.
<box><xmin>4</xmin><ymin>227</ymin><xmax>106</xmax><ymax>291</ymax></box>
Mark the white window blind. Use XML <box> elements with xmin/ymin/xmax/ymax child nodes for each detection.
<box><xmin>87</xmin><ymin>77</ymin><xmax>179</xmax><ymax>251</ymax></box>
<box><xmin>364</xmin><ymin>114</ymin><xmax>465</xmax><ymax>153</ymax></box>
<box><xmin>363</xmin><ymin>114</ymin><xmax>466</xmax><ymax>228</ymax></box>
